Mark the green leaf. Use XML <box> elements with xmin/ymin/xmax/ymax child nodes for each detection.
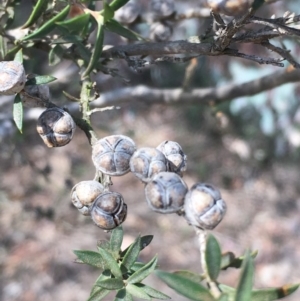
<box><xmin>135</xmin><ymin>283</ymin><xmax>171</xmax><ymax>300</ymax></box>
<box><xmin>121</xmin><ymin>236</ymin><xmax>141</xmax><ymax>272</ymax></box>
<box><xmin>50</xmin><ymin>35</ymin><xmax>83</xmax><ymax>44</ymax></box>
<box><xmin>49</xmin><ymin>45</ymin><xmax>64</xmax><ymax>66</ymax></box>
<box><xmin>205</xmin><ymin>234</ymin><xmax>221</xmax><ymax>281</ymax></box>
<box><xmin>126</xmin><ymin>284</ymin><xmax>151</xmax><ymax>300</ymax></box>
<box><xmin>97</xmin><ymin>240</ymin><xmax>112</xmax><ymax>253</ymax></box>
<box><xmin>110</xmin><ymin>225</ymin><xmax>123</xmax><ymax>259</ymax></box>
<box><xmin>221</xmin><ymin>251</ymin><xmax>258</xmax><ymax>270</ymax></box>
<box><xmin>121</xmin><ymin>235</ymin><xmax>153</xmax><ymax>257</ymax></box>
<box><xmin>4</xmin><ymin>6</ymin><xmax>15</xmax><ymax>29</ymax></box>
<box><xmin>155</xmin><ymin>270</ymin><xmax>215</xmax><ymax>301</ymax></box>
<box><xmin>103</xmin><ymin>2</ymin><xmax>115</xmax><ymax>23</ymax></box>
<box><xmin>98</xmin><ymin>248</ymin><xmax>122</xmax><ymax>279</ymax></box>
<box><xmin>90</xmin><ymin>270</ymin><xmax>112</xmax><ymax>296</ymax></box>
<box><xmin>22</xmin><ymin>5</ymin><xmax>71</xmax><ymax>41</ymax></box>
<box><xmin>105</xmin><ymin>19</ymin><xmax>145</xmax><ymax>41</ymax></box>
<box><xmin>82</xmin><ymin>16</ymin><xmax>104</xmax><ymax>78</ymax></box>
<box><xmin>217</xmin><ymin>294</ymin><xmax>229</xmax><ymax>301</ymax></box>
<box><xmin>96</xmin><ymin>278</ymin><xmax>124</xmax><ymax>290</ymax></box>
<box><xmin>14</xmin><ymin>49</ymin><xmax>23</xmax><ymax>63</ymax></box>
<box><xmin>73</xmin><ymin>250</ymin><xmax>105</xmax><ymax>268</ymax></box>
<box><xmin>173</xmin><ymin>270</ymin><xmax>204</xmax><ymax>283</ymax></box>
<box><xmin>251</xmin><ymin>284</ymin><xmax>299</xmax><ymax>301</ymax></box>
<box><xmin>109</xmin><ymin>0</ymin><xmax>130</xmax><ymax>12</ymax></box>
<box><xmin>130</xmin><ymin>262</ymin><xmax>146</xmax><ymax>272</ymax></box>
<box><xmin>0</xmin><ymin>35</ymin><xmax>8</xmax><ymax>60</ymax></box>
<box><xmin>22</xmin><ymin>0</ymin><xmax>49</xmax><ymax>29</ymax></box>
<box><xmin>25</xmin><ymin>75</ymin><xmax>56</xmax><ymax>86</ymax></box>
<box><xmin>56</xmin><ymin>13</ymin><xmax>90</xmax><ymax>35</ymax></box>
<box><xmin>234</xmin><ymin>251</ymin><xmax>254</xmax><ymax>301</ymax></box>
<box><xmin>115</xmin><ymin>288</ymin><xmax>133</xmax><ymax>301</ymax></box>
<box><xmin>219</xmin><ymin>284</ymin><xmax>235</xmax><ymax>295</ymax></box>
<box><xmin>87</xmin><ymin>287</ymin><xmax>110</xmax><ymax>301</ymax></box>
<box><xmin>127</xmin><ymin>256</ymin><xmax>157</xmax><ymax>284</ymax></box>
<box><xmin>13</xmin><ymin>94</ymin><xmax>23</xmax><ymax>133</ymax></box>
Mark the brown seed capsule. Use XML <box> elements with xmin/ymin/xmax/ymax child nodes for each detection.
<box><xmin>90</xmin><ymin>191</ymin><xmax>127</xmax><ymax>230</ymax></box>
<box><xmin>157</xmin><ymin>140</ymin><xmax>187</xmax><ymax>174</ymax></box>
<box><xmin>0</xmin><ymin>61</ymin><xmax>26</xmax><ymax>95</ymax></box>
<box><xmin>145</xmin><ymin>172</ymin><xmax>188</xmax><ymax>213</ymax></box>
<box><xmin>184</xmin><ymin>183</ymin><xmax>226</xmax><ymax>230</ymax></box>
<box><xmin>130</xmin><ymin>147</ymin><xmax>167</xmax><ymax>183</ymax></box>
<box><xmin>71</xmin><ymin>180</ymin><xmax>105</xmax><ymax>216</ymax></box>
<box><xmin>36</xmin><ymin>107</ymin><xmax>76</xmax><ymax>147</ymax></box>
<box><xmin>207</xmin><ymin>0</ymin><xmax>253</xmax><ymax>16</ymax></box>
<box><xmin>92</xmin><ymin>135</ymin><xmax>136</xmax><ymax>176</ymax></box>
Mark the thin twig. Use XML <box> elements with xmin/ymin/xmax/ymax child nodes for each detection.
<box><xmin>261</xmin><ymin>40</ymin><xmax>300</xmax><ymax>68</ymax></box>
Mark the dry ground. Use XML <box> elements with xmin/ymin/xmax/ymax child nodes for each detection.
<box><xmin>1</xmin><ymin>105</ymin><xmax>300</xmax><ymax>301</ymax></box>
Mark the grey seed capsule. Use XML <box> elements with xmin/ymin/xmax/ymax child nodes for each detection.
<box><xmin>184</xmin><ymin>183</ymin><xmax>226</xmax><ymax>230</ymax></box>
<box><xmin>130</xmin><ymin>147</ymin><xmax>167</xmax><ymax>183</ymax></box>
<box><xmin>145</xmin><ymin>172</ymin><xmax>188</xmax><ymax>213</ymax></box>
<box><xmin>92</xmin><ymin>135</ymin><xmax>136</xmax><ymax>176</ymax></box>
<box><xmin>115</xmin><ymin>1</ymin><xmax>140</xmax><ymax>24</ymax></box>
<box><xmin>71</xmin><ymin>180</ymin><xmax>105</xmax><ymax>216</ymax></box>
<box><xmin>150</xmin><ymin>0</ymin><xmax>175</xmax><ymax>18</ymax></box>
<box><xmin>0</xmin><ymin>61</ymin><xmax>26</xmax><ymax>95</ymax></box>
<box><xmin>36</xmin><ymin>107</ymin><xmax>76</xmax><ymax>148</ymax></box>
<box><xmin>90</xmin><ymin>191</ymin><xmax>127</xmax><ymax>230</ymax></box>
<box><xmin>150</xmin><ymin>22</ymin><xmax>172</xmax><ymax>42</ymax></box>
<box><xmin>157</xmin><ymin>140</ymin><xmax>187</xmax><ymax>174</ymax></box>
<box><xmin>207</xmin><ymin>0</ymin><xmax>253</xmax><ymax>16</ymax></box>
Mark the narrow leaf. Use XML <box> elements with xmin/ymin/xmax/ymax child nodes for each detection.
<box><xmin>221</xmin><ymin>251</ymin><xmax>258</xmax><ymax>270</ymax></box>
<box><xmin>234</xmin><ymin>251</ymin><xmax>254</xmax><ymax>301</ymax></box>
<box><xmin>22</xmin><ymin>0</ymin><xmax>49</xmax><ymax>28</ymax></box>
<box><xmin>155</xmin><ymin>270</ymin><xmax>215</xmax><ymax>301</ymax></box>
<box><xmin>51</xmin><ymin>35</ymin><xmax>83</xmax><ymax>44</ymax></box>
<box><xmin>109</xmin><ymin>0</ymin><xmax>130</xmax><ymax>12</ymax></box>
<box><xmin>56</xmin><ymin>13</ymin><xmax>90</xmax><ymax>34</ymax></box>
<box><xmin>87</xmin><ymin>287</ymin><xmax>110</xmax><ymax>301</ymax></box>
<box><xmin>130</xmin><ymin>262</ymin><xmax>146</xmax><ymax>272</ymax></box>
<box><xmin>205</xmin><ymin>234</ymin><xmax>221</xmax><ymax>281</ymax></box>
<box><xmin>90</xmin><ymin>270</ymin><xmax>112</xmax><ymax>296</ymax></box>
<box><xmin>135</xmin><ymin>283</ymin><xmax>171</xmax><ymax>300</ymax></box>
<box><xmin>121</xmin><ymin>236</ymin><xmax>141</xmax><ymax>272</ymax></box>
<box><xmin>251</xmin><ymin>284</ymin><xmax>299</xmax><ymax>301</ymax></box>
<box><xmin>73</xmin><ymin>250</ymin><xmax>104</xmax><ymax>268</ymax></box>
<box><xmin>127</xmin><ymin>256</ymin><xmax>157</xmax><ymax>284</ymax></box>
<box><xmin>103</xmin><ymin>2</ymin><xmax>114</xmax><ymax>23</ymax></box>
<box><xmin>49</xmin><ymin>45</ymin><xmax>64</xmax><ymax>66</ymax></box>
<box><xmin>105</xmin><ymin>19</ymin><xmax>145</xmax><ymax>41</ymax></box>
<box><xmin>22</xmin><ymin>5</ymin><xmax>70</xmax><ymax>41</ymax></box>
<box><xmin>173</xmin><ymin>270</ymin><xmax>204</xmax><ymax>283</ymax></box>
<box><xmin>97</xmin><ymin>240</ymin><xmax>112</xmax><ymax>253</ymax></box>
<box><xmin>82</xmin><ymin>17</ymin><xmax>104</xmax><ymax>78</ymax></box>
<box><xmin>217</xmin><ymin>294</ymin><xmax>229</xmax><ymax>301</ymax></box>
<box><xmin>14</xmin><ymin>49</ymin><xmax>23</xmax><ymax>63</ymax></box>
<box><xmin>115</xmin><ymin>288</ymin><xmax>133</xmax><ymax>301</ymax></box>
<box><xmin>13</xmin><ymin>94</ymin><xmax>23</xmax><ymax>133</ymax></box>
<box><xmin>0</xmin><ymin>35</ymin><xmax>8</xmax><ymax>60</ymax></box>
<box><xmin>98</xmin><ymin>248</ymin><xmax>122</xmax><ymax>279</ymax></box>
<box><xmin>121</xmin><ymin>235</ymin><xmax>153</xmax><ymax>257</ymax></box>
<box><xmin>26</xmin><ymin>75</ymin><xmax>56</xmax><ymax>86</ymax></box>
<box><xmin>96</xmin><ymin>278</ymin><xmax>124</xmax><ymax>290</ymax></box>
<box><xmin>126</xmin><ymin>284</ymin><xmax>151</xmax><ymax>300</ymax></box>
<box><xmin>110</xmin><ymin>225</ymin><xmax>123</xmax><ymax>259</ymax></box>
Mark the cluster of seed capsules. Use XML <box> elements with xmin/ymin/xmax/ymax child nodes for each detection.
<box><xmin>0</xmin><ymin>61</ymin><xmax>226</xmax><ymax>232</ymax></box>
<box><xmin>70</xmin><ymin>134</ymin><xmax>227</xmax><ymax>231</ymax></box>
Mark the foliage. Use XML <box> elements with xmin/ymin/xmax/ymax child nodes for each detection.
<box><xmin>1</xmin><ymin>0</ymin><xmax>300</xmax><ymax>301</ymax></box>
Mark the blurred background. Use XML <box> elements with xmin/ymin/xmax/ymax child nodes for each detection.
<box><xmin>1</xmin><ymin>0</ymin><xmax>300</xmax><ymax>300</ymax></box>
